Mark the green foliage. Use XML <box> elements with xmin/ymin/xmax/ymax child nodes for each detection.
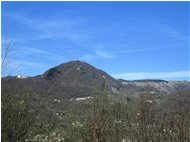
<box><xmin>65</xmin><ymin>91</ymin><xmax>190</xmax><ymax>142</ymax></box>
<box><xmin>2</xmin><ymin>83</ymin><xmax>190</xmax><ymax>142</ymax></box>
<box><xmin>1</xmin><ymin>84</ymin><xmax>51</xmax><ymax>142</ymax></box>
<box><xmin>2</xmin><ymin>89</ymin><xmax>34</xmax><ymax>142</ymax></box>
<box><xmin>26</xmin><ymin>132</ymin><xmax>65</xmax><ymax>142</ymax></box>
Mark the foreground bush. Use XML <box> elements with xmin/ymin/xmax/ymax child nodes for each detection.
<box><xmin>65</xmin><ymin>90</ymin><xmax>190</xmax><ymax>142</ymax></box>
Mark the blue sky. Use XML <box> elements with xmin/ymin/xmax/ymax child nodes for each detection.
<box><xmin>1</xmin><ymin>1</ymin><xmax>190</xmax><ymax>80</ymax></box>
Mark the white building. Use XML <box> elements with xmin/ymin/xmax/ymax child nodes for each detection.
<box><xmin>17</xmin><ymin>75</ymin><xmax>29</xmax><ymax>79</ymax></box>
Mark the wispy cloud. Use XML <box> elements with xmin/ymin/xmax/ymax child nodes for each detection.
<box><xmin>102</xmin><ymin>40</ymin><xmax>188</xmax><ymax>57</ymax></box>
<box><xmin>5</xmin><ymin>58</ymin><xmax>49</xmax><ymax>70</ymax></box>
<box><xmin>94</xmin><ymin>45</ymin><xmax>114</xmax><ymax>59</ymax></box>
<box><xmin>18</xmin><ymin>47</ymin><xmax>57</xmax><ymax>57</ymax></box>
<box><xmin>95</xmin><ymin>50</ymin><xmax>113</xmax><ymax>59</ymax></box>
<box><xmin>4</xmin><ymin>12</ymin><xmax>126</xmax><ymax>51</ymax></box>
<box><xmin>2</xmin><ymin>46</ymin><xmax>66</xmax><ymax>76</ymax></box>
<box><xmin>150</xmin><ymin>22</ymin><xmax>184</xmax><ymax>38</ymax></box>
<box><xmin>17</xmin><ymin>47</ymin><xmax>65</xmax><ymax>62</ymax></box>
<box><xmin>1</xmin><ymin>59</ymin><xmax>49</xmax><ymax>76</ymax></box>
<box><xmin>116</xmin><ymin>47</ymin><xmax>162</xmax><ymax>54</ymax></box>
<box><xmin>16</xmin><ymin>60</ymin><xmax>49</xmax><ymax>69</ymax></box>
<box><xmin>5</xmin><ymin>12</ymin><xmax>81</xmax><ymax>41</ymax></box>
<box><xmin>133</xmin><ymin>17</ymin><xmax>186</xmax><ymax>38</ymax></box>
<box><xmin>3</xmin><ymin>9</ymin><xmax>188</xmax><ymax>64</ymax></box>
<box><xmin>113</xmin><ymin>71</ymin><xmax>190</xmax><ymax>80</ymax></box>
<box><xmin>5</xmin><ymin>12</ymin><xmax>184</xmax><ymax>60</ymax></box>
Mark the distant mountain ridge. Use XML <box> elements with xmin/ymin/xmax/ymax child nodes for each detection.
<box><xmin>120</xmin><ymin>79</ymin><xmax>190</xmax><ymax>94</ymax></box>
<box><xmin>118</xmin><ymin>79</ymin><xmax>168</xmax><ymax>83</ymax></box>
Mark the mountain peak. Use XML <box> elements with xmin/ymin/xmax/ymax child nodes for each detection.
<box><xmin>42</xmin><ymin>60</ymin><xmax>121</xmax><ymax>94</ymax></box>
<box><xmin>43</xmin><ymin>60</ymin><xmax>90</xmax><ymax>78</ymax></box>
<box><xmin>62</xmin><ymin>60</ymin><xmax>86</xmax><ymax>66</ymax></box>
<box><xmin>42</xmin><ymin>60</ymin><xmax>105</xmax><ymax>81</ymax></box>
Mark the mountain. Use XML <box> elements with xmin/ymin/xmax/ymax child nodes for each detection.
<box><xmin>42</xmin><ymin>60</ymin><xmax>122</xmax><ymax>96</ymax></box>
<box><xmin>2</xmin><ymin>60</ymin><xmax>190</xmax><ymax>131</ymax></box>
<box><xmin>2</xmin><ymin>60</ymin><xmax>190</xmax><ymax>99</ymax></box>
<box><xmin>119</xmin><ymin>79</ymin><xmax>190</xmax><ymax>94</ymax></box>
<box><xmin>2</xmin><ymin>60</ymin><xmax>122</xmax><ymax>101</ymax></box>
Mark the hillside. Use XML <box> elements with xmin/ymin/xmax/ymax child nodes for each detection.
<box><xmin>2</xmin><ymin>61</ymin><xmax>122</xmax><ymax>100</ymax></box>
<box><xmin>2</xmin><ymin>60</ymin><xmax>190</xmax><ymax>142</ymax></box>
<box><xmin>2</xmin><ymin>60</ymin><xmax>190</xmax><ymax>102</ymax></box>
<box><xmin>2</xmin><ymin>60</ymin><xmax>190</xmax><ymax>113</ymax></box>
<box><xmin>119</xmin><ymin>79</ymin><xmax>190</xmax><ymax>94</ymax></box>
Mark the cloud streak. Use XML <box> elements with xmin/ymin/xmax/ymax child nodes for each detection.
<box><xmin>18</xmin><ymin>47</ymin><xmax>58</xmax><ymax>57</ymax></box>
<box><xmin>7</xmin><ymin>59</ymin><xmax>49</xmax><ymax>70</ymax></box>
<box><xmin>116</xmin><ymin>47</ymin><xmax>162</xmax><ymax>54</ymax></box>
<box><xmin>114</xmin><ymin>71</ymin><xmax>190</xmax><ymax>80</ymax></box>
<box><xmin>95</xmin><ymin>50</ymin><xmax>113</xmax><ymax>59</ymax></box>
<box><xmin>17</xmin><ymin>47</ymin><xmax>66</xmax><ymax>62</ymax></box>
<box><xmin>5</xmin><ymin>12</ymin><xmax>82</xmax><ymax>41</ymax></box>
<box><xmin>1</xmin><ymin>59</ymin><xmax>49</xmax><ymax>76</ymax></box>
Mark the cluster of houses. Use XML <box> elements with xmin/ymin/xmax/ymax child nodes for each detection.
<box><xmin>17</xmin><ymin>75</ymin><xmax>29</xmax><ymax>79</ymax></box>
<box><xmin>69</xmin><ymin>96</ymin><xmax>94</xmax><ymax>101</ymax></box>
